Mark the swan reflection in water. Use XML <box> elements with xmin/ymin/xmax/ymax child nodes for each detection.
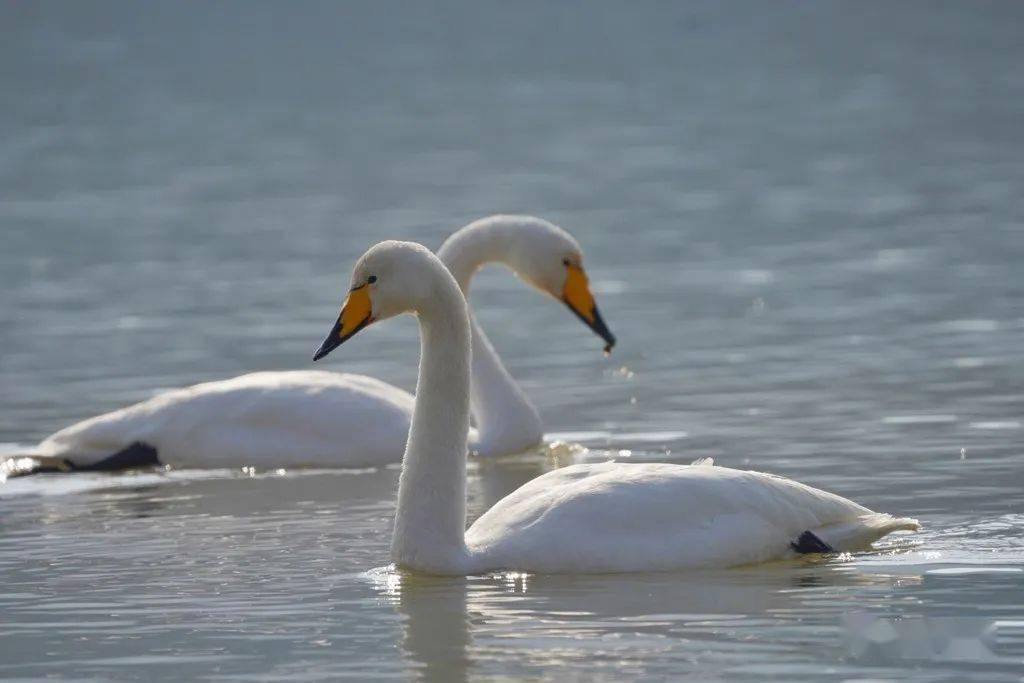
<box><xmin>372</xmin><ymin>562</ymin><xmax>926</xmax><ymax>681</ymax></box>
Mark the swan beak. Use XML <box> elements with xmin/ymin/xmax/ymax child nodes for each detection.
<box><xmin>562</xmin><ymin>264</ymin><xmax>616</xmax><ymax>353</ymax></box>
<box><xmin>313</xmin><ymin>285</ymin><xmax>374</xmax><ymax>361</ymax></box>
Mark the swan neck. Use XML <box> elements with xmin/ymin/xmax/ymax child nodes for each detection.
<box><xmin>391</xmin><ymin>278</ymin><xmax>472</xmax><ymax>573</ymax></box>
<box><xmin>438</xmin><ymin>218</ymin><xmax>544</xmax><ymax>456</ymax></box>
<box><xmin>437</xmin><ymin>218</ymin><xmax>516</xmax><ymax>293</ymax></box>
<box><xmin>466</xmin><ymin>315</ymin><xmax>543</xmax><ymax>456</ymax></box>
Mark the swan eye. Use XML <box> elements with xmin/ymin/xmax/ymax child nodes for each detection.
<box><xmin>367</xmin><ymin>275</ymin><xmax>377</xmax><ymax>284</ymax></box>
<box><xmin>562</xmin><ymin>258</ymin><xmax>571</xmax><ymax>267</ymax></box>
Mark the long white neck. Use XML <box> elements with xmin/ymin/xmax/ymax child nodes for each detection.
<box><xmin>390</xmin><ymin>272</ymin><xmax>472</xmax><ymax>573</ymax></box>
<box><xmin>438</xmin><ymin>217</ymin><xmax>544</xmax><ymax>457</ymax></box>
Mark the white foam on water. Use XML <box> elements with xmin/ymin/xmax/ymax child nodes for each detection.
<box><xmin>969</xmin><ymin>421</ymin><xmax>1021</xmax><ymax>430</ymax></box>
<box><xmin>545</xmin><ymin>430</ymin><xmax>614</xmax><ymax>443</ymax></box>
<box><xmin>0</xmin><ymin>466</ymin><xmax>372</xmax><ymax>499</ymax></box>
<box><xmin>882</xmin><ymin>415</ymin><xmax>958</xmax><ymax>425</ymax></box>
<box><xmin>0</xmin><ymin>468</ymin><xmax>231</xmax><ymax>498</ymax></box>
<box><xmin>926</xmin><ymin>567</ymin><xmax>1023</xmax><ymax>576</ymax></box>
<box><xmin>607</xmin><ymin>430</ymin><xmax>689</xmax><ymax>443</ymax></box>
<box><xmin>937</xmin><ymin>319</ymin><xmax>1000</xmax><ymax>333</ymax></box>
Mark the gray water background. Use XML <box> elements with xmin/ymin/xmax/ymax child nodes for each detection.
<box><xmin>2</xmin><ymin>2</ymin><xmax>1023</xmax><ymax>680</ymax></box>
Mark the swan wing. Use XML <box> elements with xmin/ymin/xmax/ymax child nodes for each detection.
<box><xmin>36</xmin><ymin>371</ymin><xmax>415</xmax><ymax>468</ymax></box>
<box><xmin>466</xmin><ymin>461</ymin><xmax>917</xmax><ymax>573</ymax></box>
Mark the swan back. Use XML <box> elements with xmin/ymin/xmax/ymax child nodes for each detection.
<box><xmin>37</xmin><ymin>371</ymin><xmax>414</xmax><ymax>467</ymax></box>
<box><xmin>465</xmin><ymin>462</ymin><xmax>918</xmax><ymax>573</ymax></box>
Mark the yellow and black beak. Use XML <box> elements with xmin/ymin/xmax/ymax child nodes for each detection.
<box><xmin>313</xmin><ymin>284</ymin><xmax>374</xmax><ymax>361</ymax></box>
<box><xmin>562</xmin><ymin>264</ymin><xmax>616</xmax><ymax>353</ymax></box>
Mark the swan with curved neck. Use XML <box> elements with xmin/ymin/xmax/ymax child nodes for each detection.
<box><xmin>17</xmin><ymin>216</ymin><xmax>613</xmax><ymax>473</ymax></box>
<box><xmin>438</xmin><ymin>215</ymin><xmax>613</xmax><ymax>456</ymax></box>
<box><xmin>316</xmin><ymin>241</ymin><xmax>919</xmax><ymax>574</ymax></box>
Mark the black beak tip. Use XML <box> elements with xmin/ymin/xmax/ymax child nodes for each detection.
<box><xmin>591</xmin><ymin>307</ymin><xmax>616</xmax><ymax>354</ymax></box>
<box><xmin>313</xmin><ymin>315</ymin><xmax>374</xmax><ymax>361</ymax></box>
<box><xmin>602</xmin><ymin>333</ymin><xmax>616</xmax><ymax>354</ymax></box>
<box><xmin>313</xmin><ymin>321</ymin><xmax>344</xmax><ymax>361</ymax></box>
<box><xmin>312</xmin><ymin>342</ymin><xmax>332</xmax><ymax>362</ymax></box>
<box><xmin>564</xmin><ymin>297</ymin><xmax>618</xmax><ymax>355</ymax></box>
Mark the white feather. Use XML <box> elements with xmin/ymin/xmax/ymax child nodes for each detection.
<box><xmin>37</xmin><ymin>371</ymin><xmax>412</xmax><ymax>467</ymax></box>
<box><xmin>465</xmin><ymin>462</ymin><xmax>919</xmax><ymax>572</ymax></box>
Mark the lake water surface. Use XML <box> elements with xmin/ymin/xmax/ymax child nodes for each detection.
<box><xmin>2</xmin><ymin>2</ymin><xmax>1023</xmax><ymax>680</ymax></box>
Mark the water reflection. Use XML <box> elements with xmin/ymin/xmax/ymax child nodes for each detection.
<box><xmin>374</xmin><ymin>560</ymin><xmax>938</xmax><ymax>679</ymax></box>
<box><xmin>381</xmin><ymin>572</ymin><xmax>473</xmax><ymax>683</ymax></box>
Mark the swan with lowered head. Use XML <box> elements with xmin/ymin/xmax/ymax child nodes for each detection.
<box><xmin>10</xmin><ymin>216</ymin><xmax>614</xmax><ymax>475</ymax></box>
<box><xmin>315</xmin><ymin>240</ymin><xmax>920</xmax><ymax>574</ymax></box>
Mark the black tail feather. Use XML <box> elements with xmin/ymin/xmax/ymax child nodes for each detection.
<box><xmin>72</xmin><ymin>442</ymin><xmax>161</xmax><ymax>471</ymax></box>
<box><xmin>790</xmin><ymin>530</ymin><xmax>836</xmax><ymax>554</ymax></box>
<box><xmin>1</xmin><ymin>442</ymin><xmax>161</xmax><ymax>478</ymax></box>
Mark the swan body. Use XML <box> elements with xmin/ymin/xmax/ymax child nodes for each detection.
<box><xmin>464</xmin><ymin>460</ymin><xmax>918</xmax><ymax>573</ymax></box>
<box><xmin>23</xmin><ymin>216</ymin><xmax>614</xmax><ymax>470</ymax></box>
<box><xmin>317</xmin><ymin>240</ymin><xmax>918</xmax><ymax>575</ymax></box>
<box><xmin>36</xmin><ymin>371</ymin><xmax>414</xmax><ymax>468</ymax></box>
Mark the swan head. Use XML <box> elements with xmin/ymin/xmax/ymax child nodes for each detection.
<box><xmin>501</xmin><ymin>218</ymin><xmax>616</xmax><ymax>353</ymax></box>
<box><xmin>313</xmin><ymin>241</ymin><xmax>456</xmax><ymax>361</ymax></box>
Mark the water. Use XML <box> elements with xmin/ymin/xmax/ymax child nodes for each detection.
<box><xmin>2</xmin><ymin>1</ymin><xmax>1023</xmax><ymax>679</ymax></box>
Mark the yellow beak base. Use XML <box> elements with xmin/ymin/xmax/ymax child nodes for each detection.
<box><xmin>562</xmin><ymin>264</ymin><xmax>616</xmax><ymax>352</ymax></box>
<box><xmin>313</xmin><ymin>285</ymin><xmax>374</xmax><ymax>361</ymax></box>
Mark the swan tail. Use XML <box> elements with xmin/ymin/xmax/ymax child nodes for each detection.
<box><xmin>1</xmin><ymin>452</ymin><xmax>74</xmax><ymax>478</ymax></box>
<box><xmin>72</xmin><ymin>441</ymin><xmax>161</xmax><ymax>471</ymax></box>
<box><xmin>802</xmin><ymin>514</ymin><xmax>920</xmax><ymax>553</ymax></box>
<box><xmin>1</xmin><ymin>442</ymin><xmax>160</xmax><ymax>479</ymax></box>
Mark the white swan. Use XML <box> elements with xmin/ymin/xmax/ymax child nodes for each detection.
<box><xmin>315</xmin><ymin>240</ymin><xmax>920</xmax><ymax>574</ymax></box>
<box><xmin>15</xmin><ymin>216</ymin><xmax>615</xmax><ymax>473</ymax></box>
